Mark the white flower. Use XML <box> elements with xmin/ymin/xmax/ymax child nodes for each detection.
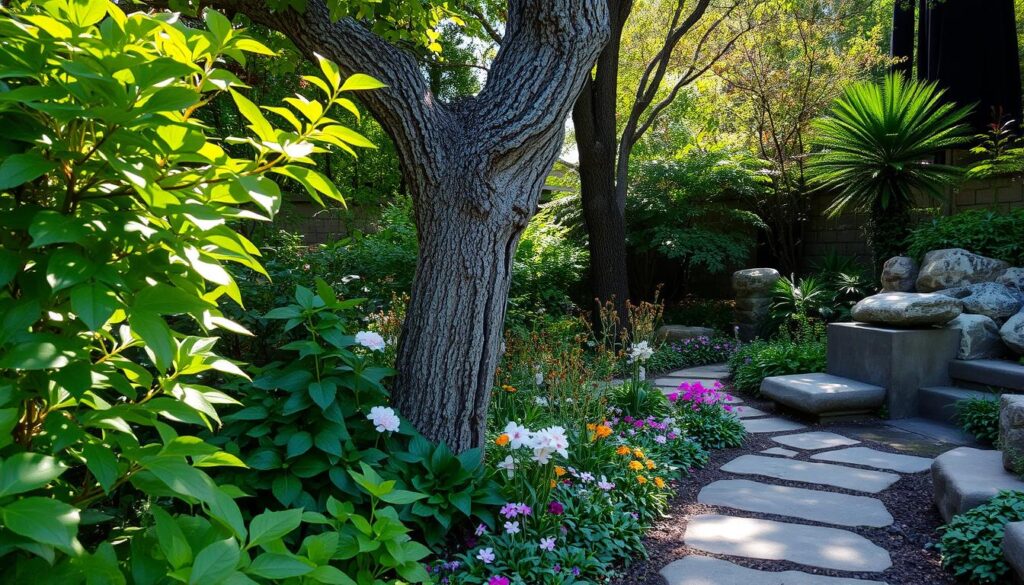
<box><xmin>366</xmin><ymin>406</ymin><xmax>400</xmax><ymax>432</ymax></box>
<box><xmin>531</xmin><ymin>426</ymin><xmax>569</xmax><ymax>459</ymax></box>
<box><xmin>531</xmin><ymin>447</ymin><xmax>553</xmax><ymax>465</ymax></box>
<box><xmin>504</xmin><ymin>521</ymin><xmax>520</xmax><ymax>535</ymax></box>
<box><xmin>355</xmin><ymin>331</ymin><xmax>386</xmax><ymax>352</ymax></box>
<box><xmin>654</xmin><ymin>435</ymin><xmax>667</xmax><ymax>444</ymax></box>
<box><xmin>535</xmin><ymin>372</ymin><xmax>544</xmax><ymax>386</ymax></box>
<box><xmin>497</xmin><ymin>455</ymin><xmax>516</xmax><ymax>479</ymax></box>
<box><xmin>539</xmin><ymin>537</ymin><xmax>556</xmax><ymax>551</ymax></box>
<box><xmin>578</xmin><ymin>471</ymin><xmax>594</xmax><ymax>483</ymax></box>
<box><xmin>627</xmin><ymin>341</ymin><xmax>654</xmax><ymax>363</ymax></box>
<box><xmin>503</xmin><ymin>421</ymin><xmax>533</xmax><ymax>449</ymax></box>
<box><xmin>597</xmin><ymin>476</ymin><xmax>615</xmax><ymax>491</ymax></box>
<box><xmin>476</xmin><ymin>548</ymin><xmax>495</xmax><ymax>564</ymax></box>
<box><xmin>534</xmin><ymin>396</ymin><xmax>549</xmax><ymax>406</ymax></box>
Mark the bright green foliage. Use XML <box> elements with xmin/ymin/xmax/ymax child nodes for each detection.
<box><xmin>956</xmin><ymin>396</ymin><xmax>1001</xmax><ymax>445</ymax></box>
<box><xmin>808</xmin><ymin>73</ymin><xmax>972</xmax><ymax>217</ymax></box>
<box><xmin>0</xmin><ymin>0</ymin><xmax>376</xmax><ymax>576</ymax></box>
<box><xmin>906</xmin><ymin>209</ymin><xmax>1024</xmax><ymax>267</ymax></box>
<box><xmin>939</xmin><ymin>490</ymin><xmax>1024</xmax><ymax>584</ymax></box>
<box><xmin>728</xmin><ymin>319</ymin><xmax>828</xmax><ymax>395</ymax></box>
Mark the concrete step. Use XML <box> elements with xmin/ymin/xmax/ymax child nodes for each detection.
<box><xmin>761</xmin><ymin>373</ymin><xmax>885</xmax><ymax>416</ymax></box>
<box><xmin>949</xmin><ymin>359</ymin><xmax>1024</xmax><ymax>392</ymax></box>
<box><xmin>919</xmin><ymin>386</ymin><xmax>998</xmax><ymax>425</ymax></box>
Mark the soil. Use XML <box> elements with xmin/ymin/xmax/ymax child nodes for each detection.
<box><xmin>611</xmin><ymin>392</ymin><xmax>956</xmax><ymax>585</ymax></box>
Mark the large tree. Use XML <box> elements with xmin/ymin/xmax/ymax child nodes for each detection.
<box><xmin>192</xmin><ymin>0</ymin><xmax>610</xmax><ymax>451</ymax></box>
<box><xmin>572</xmin><ymin>0</ymin><xmax>756</xmax><ymax>315</ymax></box>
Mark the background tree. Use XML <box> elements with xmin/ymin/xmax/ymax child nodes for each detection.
<box><xmin>572</xmin><ymin>0</ymin><xmax>760</xmax><ymax>317</ymax></box>
<box><xmin>180</xmin><ymin>0</ymin><xmax>610</xmax><ymax>452</ymax></box>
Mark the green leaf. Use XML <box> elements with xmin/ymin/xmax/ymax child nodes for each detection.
<box><xmin>286</xmin><ymin>432</ymin><xmax>312</xmax><ymax>459</ymax></box>
<box><xmin>152</xmin><ymin>507</ymin><xmax>193</xmax><ymax>569</ymax></box>
<box><xmin>82</xmin><ymin>443</ymin><xmax>118</xmax><ymax>494</ymax></box>
<box><xmin>66</xmin><ymin>0</ymin><xmax>108</xmax><ymax>27</ymax></box>
<box><xmin>0</xmin><ymin>409</ymin><xmax>17</xmax><ymax>449</ymax></box>
<box><xmin>271</xmin><ymin>473</ymin><xmax>301</xmax><ymax>507</ymax></box>
<box><xmin>129</xmin><ymin>311</ymin><xmax>174</xmax><ymax>372</ymax></box>
<box><xmin>378</xmin><ymin>489</ymin><xmax>427</xmax><ymax>506</ymax></box>
<box><xmin>308</xmin><ymin>381</ymin><xmax>336</xmax><ymax>410</ymax></box>
<box><xmin>247</xmin><ymin>509</ymin><xmax>302</xmax><ymax>550</ymax></box>
<box><xmin>246</xmin><ymin>553</ymin><xmax>314</xmax><ymax>579</ymax></box>
<box><xmin>0</xmin><ymin>340</ymin><xmax>70</xmax><ymax>370</ymax></box>
<box><xmin>189</xmin><ymin>538</ymin><xmax>240</xmax><ymax>585</ymax></box>
<box><xmin>0</xmin><ymin>249</ymin><xmax>20</xmax><ymax>287</ymax></box>
<box><xmin>0</xmin><ymin>453</ymin><xmax>67</xmax><ymax>497</ymax></box>
<box><xmin>307</xmin><ymin>565</ymin><xmax>357</xmax><ymax>585</ymax></box>
<box><xmin>340</xmin><ymin>74</ymin><xmax>387</xmax><ymax>92</ymax></box>
<box><xmin>230</xmin><ymin>89</ymin><xmax>275</xmax><ymax>141</ymax></box>
<box><xmin>70</xmin><ymin>283</ymin><xmax>119</xmax><ymax>331</ymax></box>
<box><xmin>134</xmin><ymin>284</ymin><xmax>214</xmax><ymax>315</ymax></box>
<box><xmin>28</xmin><ymin>211</ymin><xmax>86</xmax><ymax>248</ymax></box>
<box><xmin>1</xmin><ymin>497</ymin><xmax>79</xmax><ymax>553</ymax></box>
<box><xmin>45</xmin><ymin>247</ymin><xmax>95</xmax><ymax>292</ymax></box>
<box><xmin>0</xmin><ymin>152</ymin><xmax>57</xmax><ymax>190</ymax></box>
<box><xmin>271</xmin><ymin>166</ymin><xmax>345</xmax><ymax>206</ymax></box>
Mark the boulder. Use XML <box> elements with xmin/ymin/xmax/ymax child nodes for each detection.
<box><xmin>931</xmin><ymin>447</ymin><xmax>1024</xmax><ymax>522</ymax></box>
<box><xmin>934</xmin><ymin>282</ymin><xmax>1024</xmax><ymax>323</ymax></box>
<box><xmin>732</xmin><ymin>268</ymin><xmax>781</xmax><ymax>296</ymax></box>
<box><xmin>916</xmin><ymin>248</ymin><xmax>1010</xmax><ymax>292</ymax></box>
<box><xmin>1001</xmin><ymin>395</ymin><xmax>1024</xmax><ymax>473</ymax></box>
<box><xmin>1004</xmin><ymin>522</ymin><xmax>1024</xmax><ymax>582</ymax></box>
<box><xmin>999</xmin><ymin>267</ymin><xmax>1024</xmax><ymax>293</ymax></box>
<box><xmin>851</xmin><ymin>292</ymin><xmax>962</xmax><ymax>327</ymax></box>
<box><xmin>881</xmin><ymin>256</ymin><xmax>919</xmax><ymax>292</ymax></box>
<box><xmin>945</xmin><ymin>314</ymin><xmax>1009</xmax><ymax>360</ymax></box>
<box><xmin>656</xmin><ymin>325</ymin><xmax>716</xmax><ymax>342</ymax></box>
<box><xmin>1002</xmin><ymin>310</ymin><xmax>1024</xmax><ymax>354</ymax></box>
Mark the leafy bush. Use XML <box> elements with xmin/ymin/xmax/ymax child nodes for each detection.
<box><xmin>906</xmin><ymin>209</ymin><xmax>1024</xmax><ymax>266</ymax></box>
<box><xmin>666</xmin><ymin>382</ymin><xmax>746</xmax><ymax>450</ymax></box>
<box><xmin>768</xmin><ymin>253</ymin><xmax>872</xmax><ymax>331</ymax></box>
<box><xmin>0</xmin><ymin>0</ymin><xmax>375</xmax><ymax>576</ymax></box>
<box><xmin>508</xmin><ymin>208</ymin><xmax>588</xmax><ymax>328</ymax></box>
<box><xmin>663</xmin><ymin>297</ymin><xmax>736</xmax><ymax>332</ymax></box>
<box><xmin>956</xmin><ymin>396</ymin><xmax>1002</xmax><ymax>445</ymax></box>
<box><xmin>645</xmin><ymin>335</ymin><xmax>739</xmax><ymax>376</ymax></box>
<box><xmin>938</xmin><ymin>490</ymin><xmax>1024</xmax><ymax>584</ymax></box>
<box><xmin>728</xmin><ymin>320</ymin><xmax>828</xmax><ymax>395</ymax></box>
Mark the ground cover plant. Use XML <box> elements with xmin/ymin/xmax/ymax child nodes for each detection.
<box><xmin>938</xmin><ymin>490</ymin><xmax>1024</xmax><ymax>584</ymax></box>
<box><xmin>956</xmin><ymin>396</ymin><xmax>1002</xmax><ymax>445</ymax></box>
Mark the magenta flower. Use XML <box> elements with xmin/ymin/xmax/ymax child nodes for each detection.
<box><xmin>488</xmin><ymin>577</ymin><xmax>510</xmax><ymax>585</ymax></box>
<box><xmin>548</xmin><ymin>501</ymin><xmax>564</xmax><ymax>515</ymax></box>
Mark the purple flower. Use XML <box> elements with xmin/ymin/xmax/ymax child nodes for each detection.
<box><xmin>475</xmin><ymin>523</ymin><xmax>487</xmax><ymax>536</ymax></box>
<box><xmin>539</xmin><ymin>537</ymin><xmax>556</xmax><ymax>551</ymax></box>
<box><xmin>572</xmin><ymin>567</ymin><xmax>581</xmax><ymax>576</ymax></box>
<box><xmin>476</xmin><ymin>548</ymin><xmax>495</xmax><ymax>564</ymax></box>
<box><xmin>548</xmin><ymin>501</ymin><xmax>564</xmax><ymax>515</ymax></box>
<box><xmin>504</xmin><ymin>521</ymin><xmax>520</xmax><ymax>534</ymax></box>
<box><xmin>488</xmin><ymin>577</ymin><xmax>510</xmax><ymax>585</ymax></box>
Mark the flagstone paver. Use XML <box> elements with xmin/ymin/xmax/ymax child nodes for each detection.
<box><xmin>735</xmin><ymin>406</ymin><xmax>767</xmax><ymax>419</ymax></box>
<box><xmin>741</xmin><ymin>417</ymin><xmax>807</xmax><ymax>433</ymax></box>
<box><xmin>772</xmin><ymin>431</ymin><xmax>861</xmax><ymax>451</ymax></box>
<box><xmin>669</xmin><ymin>364</ymin><xmax>732</xmax><ymax>379</ymax></box>
<box><xmin>721</xmin><ymin>455</ymin><xmax>900</xmax><ymax>493</ymax></box>
<box><xmin>810</xmin><ymin>446</ymin><xmax>933</xmax><ymax>473</ymax></box>
<box><xmin>761</xmin><ymin>447</ymin><xmax>799</xmax><ymax>457</ymax></box>
<box><xmin>698</xmin><ymin>479</ymin><xmax>894</xmax><ymax>527</ymax></box>
<box><xmin>684</xmin><ymin>514</ymin><xmax>892</xmax><ymax>571</ymax></box>
<box><xmin>661</xmin><ymin>555</ymin><xmax>889</xmax><ymax>585</ymax></box>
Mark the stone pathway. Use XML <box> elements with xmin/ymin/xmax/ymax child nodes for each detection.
<box><xmin>655</xmin><ymin>365</ymin><xmax>936</xmax><ymax>584</ymax></box>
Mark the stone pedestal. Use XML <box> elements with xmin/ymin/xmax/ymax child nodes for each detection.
<box><xmin>732</xmin><ymin>268</ymin><xmax>780</xmax><ymax>341</ymax></box>
<box><xmin>826</xmin><ymin>323</ymin><xmax>960</xmax><ymax>418</ymax></box>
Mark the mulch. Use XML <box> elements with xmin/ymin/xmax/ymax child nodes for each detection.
<box><xmin>611</xmin><ymin>392</ymin><xmax>955</xmax><ymax>585</ymax></box>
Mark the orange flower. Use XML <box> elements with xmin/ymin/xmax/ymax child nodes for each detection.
<box><xmin>550</xmin><ymin>479</ymin><xmax>556</xmax><ymax>488</ymax></box>
<box><xmin>633</xmin><ymin>448</ymin><xmax>645</xmax><ymax>459</ymax></box>
<box><xmin>645</xmin><ymin>459</ymin><xmax>656</xmax><ymax>470</ymax></box>
<box><xmin>595</xmin><ymin>425</ymin><xmax>612</xmax><ymax>439</ymax></box>
<box><xmin>501</xmin><ymin>384</ymin><xmax>517</xmax><ymax>393</ymax></box>
<box><xmin>628</xmin><ymin>460</ymin><xmax>643</xmax><ymax>471</ymax></box>
<box><xmin>616</xmin><ymin>445</ymin><xmax>631</xmax><ymax>456</ymax></box>
<box><xmin>495</xmin><ymin>434</ymin><xmax>510</xmax><ymax>446</ymax></box>
<box><xmin>654</xmin><ymin>477</ymin><xmax>666</xmax><ymax>489</ymax></box>
<box><xmin>636</xmin><ymin>475</ymin><xmax>648</xmax><ymax>484</ymax></box>
<box><xmin>554</xmin><ymin>466</ymin><xmax>567</xmax><ymax>477</ymax></box>
<box><xmin>586</xmin><ymin>423</ymin><xmax>597</xmax><ymax>431</ymax></box>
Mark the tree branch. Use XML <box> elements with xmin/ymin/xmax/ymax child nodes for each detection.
<box><xmin>463</xmin><ymin>5</ymin><xmax>504</xmax><ymax>45</ymax></box>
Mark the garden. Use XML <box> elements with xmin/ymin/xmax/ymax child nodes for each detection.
<box><xmin>3</xmin><ymin>0</ymin><xmax>1024</xmax><ymax>584</ymax></box>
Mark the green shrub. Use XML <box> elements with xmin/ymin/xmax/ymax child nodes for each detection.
<box><xmin>956</xmin><ymin>396</ymin><xmax>1002</xmax><ymax>445</ymax></box>
<box><xmin>906</xmin><ymin>209</ymin><xmax>1024</xmax><ymax>266</ymax></box>
<box><xmin>728</xmin><ymin>320</ymin><xmax>827</xmax><ymax>395</ymax></box>
<box><xmin>666</xmin><ymin>382</ymin><xmax>746</xmax><ymax>450</ymax></box>
<box><xmin>0</xmin><ymin>0</ymin><xmax>376</xmax><ymax>576</ymax></box>
<box><xmin>644</xmin><ymin>335</ymin><xmax>739</xmax><ymax>375</ymax></box>
<box><xmin>663</xmin><ymin>297</ymin><xmax>736</xmax><ymax>332</ymax></box>
<box><xmin>938</xmin><ymin>490</ymin><xmax>1024</xmax><ymax>584</ymax></box>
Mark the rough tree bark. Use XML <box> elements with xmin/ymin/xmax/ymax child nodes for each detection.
<box><xmin>209</xmin><ymin>0</ymin><xmax>610</xmax><ymax>451</ymax></box>
<box><xmin>572</xmin><ymin>0</ymin><xmax>748</xmax><ymax>315</ymax></box>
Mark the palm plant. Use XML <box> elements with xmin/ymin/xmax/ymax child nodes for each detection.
<box><xmin>807</xmin><ymin>73</ymin><xmax>973</xmax><ymax>267</ymax></box>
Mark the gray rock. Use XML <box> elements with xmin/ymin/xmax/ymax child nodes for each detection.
<box><xmin>931</xmin><ymin>447</ymin><xmax>1024</xmax><ymax>522</ymax></box>
<box><xmin>934</xmin><ymin>282</ymin><xmax>1024</xmax><ymax>323</ymax></box>
<box><xmin>722</xmin><ymin>454</ymin><xmax>900</xmax><ymax>493</ymax></box>
<box><xmin>732</xmin><ymin>268</ymin><xmax>781</xmax><ymax>295</ymax></box>
<box><xmin>762</xmin><ymin>447</ymin><xmax>799</xmax><ymax>457</ymax></box>
<box><xmin>851</xmin><ymin>292</ymin><xmax>962</xmax><ymax>326</ymax></box>
<box><xmin>998</xmin><ymin>267</ymin><xmax>1024</xmax><ymax>293</ymax></box>
<box><xmin>734</xmin><ymin>405</ymin><xmax>767</xmax><ymax>419</ymax></box>
<box><xmin>761</xmin><ymin>373</ymin><xmax>886</xmax><ymax>415</ymax></box>
<box><xmin>684</xmin><ymin>514</ymin><xmax>892</xmax><ymax>571</ymax></box>
<box><xmin>916</xmin><ymin>248</ymin><xmax>1010</xmax><ymax>292</ymax></box>
<box><xmin>945</xmin><ymin>314</ymin><xmax>1009</xmax><ymax>359</ymax></box>
<box><xmin>698</xmin><ymin>479</ymin><xmax>894</xmax><ymax>527</ymax></box>
<box><xmin>1001</xmin><ymin>395</ymin><xmax>1024</xmax><ymax>473</ymax></box>
<box><xmin>810</xmin><ymin>446</ymin><xmax>933</xmax><ymax>473</ymax></box>
<box><xmin>882</xmin><ymin>256</ymin><xmax>919</xmax><ymax>292</ymax></box>
<box><xmin>1004</xmin><ymin>522</ymin><xmax>1024</xmax><ymax>582</ymax></box>
<box><xmin>740</xmin><ymin>417</ymin><xmax>807</xmax><ymax>433</ymax></box>
<box><xmin>660</xmin><ymin>556</ymin><xmax>888</xmax><ymax>585</ymax></box>
<box><xmin>1002</xmin><ymin>310</ymin><xmax>1024</xmax><ymax>354</ymax></box>
<box><xmin>772</xmin><ymin>431</ymin><xmax>861</xmax><ymax>450</ymax></box>
<box><xmin>655</xmin><ymin>325</ymin><xmax>716</xmax><ymax>342</ymax></box>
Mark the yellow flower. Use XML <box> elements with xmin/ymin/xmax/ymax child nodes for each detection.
<box><xmin>645</xmin><ymin>459</ymin><xmax>656</xmax><ymax>470</ymax></box>
<box><xmin>654</xmin><ymin>477</ymin><xmax>666</xmax><ymax>488</ymax></box>
<box><xmin>628</xmin><ymin>460</ymin><xmax>643</xmax><ymax>471</ymax></box>
<box><xmin>554</xmin><ymin>466</ymin><xmax>567</xmax><ymax>477</ymax></box>
<box><xmin>636</xmin><ymin>475</ymin><xmax>648</xmax><ymax>484</ymax></box>
<box><xmin>495</xmin><ymin>434</ymin><xmax>510</xmax><ymax>446</ymax></box>
<box><xmin>501</xmin><ymin>384</ymin><xmax>517</xmax><ymax>393</ymax></box>
<box><xmin>616</xmin><ymin>445</ymin><xmax>631</xmax><ymax>456</ymax></box>
<box><xmin>633</xmin><ymin>448</ymin><xmax>645</xmax><ymax>459</ymax></box>
<box><xmin>550</xmin><ymin>479</ymin><xmax>556</xmax><ymax>488</ymax></box>
<box><xmin>586</xmin><ymin>423</ymin><xmax>597</xmax><ymax>431</ymax></box>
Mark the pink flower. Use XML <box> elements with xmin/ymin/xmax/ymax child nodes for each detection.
<box><xmin>488</xmin><ymin>576</ymin><xmax>510</xmax><ymax>585</ymax></box>
<box><xmin>667</xmin><ymin>392</ymin><xmax>679</xmax><ymax>402</ymax></box>
<box><xmin>548</xmin><ymin>501</ymin><xmax>564</xmax><ymax>515</ymax></box>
